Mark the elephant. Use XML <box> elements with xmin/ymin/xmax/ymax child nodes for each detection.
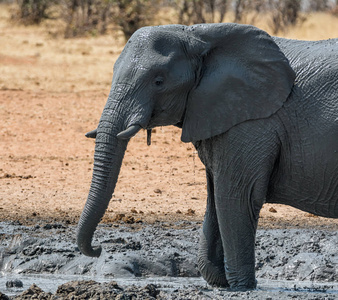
<box><xmin>77</xmin><ymin>23</ymin><xmax>338</xmax><ymax>290</ymax></box>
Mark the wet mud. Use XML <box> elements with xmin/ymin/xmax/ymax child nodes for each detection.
<box><xmin>0</xmin><ymin>221</ymin><xmax>337</xmax><ymax>299</ymax></box>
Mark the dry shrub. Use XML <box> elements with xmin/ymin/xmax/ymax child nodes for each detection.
<box><xmin>11</xmin><ymin>0</ymin><xmax>57</xmax><ymax>24</ymax></box>
<box><xmin>115</xmin><ymin>0</ymin><xmax>159</xmax><ymax>40</ymax></box>
<box><xmin>307</xmin><ymin>0</ymin><xmax>330</xmax><ymax>12</ymax></box>
<box><xmin>233</xmin><ymin>0</ymin><xmax>265</xmax><ymax>23</ymax></box>
<box><xmin>330</xmin><ymin>0</ymin><xmax>338</xmax><ymax>16</ymax></box>
<box><xmin>175</xmin><ymin>0</ymin><xmax>228</xmax><ymax>24</ymax></box>
<box><xmin>230</xmin><ymin>0</ymin><xmax>304</xmax><ymax>34</ymax></box>
<box><xmin>269</xmin><ymin>0</ymin><xmax>303</xmax><ymax>34</ymax></box>
<box><xmin>62</xmin><ymin>0</ymin><xmax>158</xmax><ymax>40</ymax></box>
<box><xmin>174</xmin><ymin>0</ymin><xmax>304</xmax><ymax>35</ymax></box>
<box><xmin>61</xmin><ymin>0</ymin><xmax>113</xmax><ymax>38</ymax></box>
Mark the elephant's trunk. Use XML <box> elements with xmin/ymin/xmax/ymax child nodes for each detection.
<box><xmin>77</xmin><ymin>98</ymin><xmax>129</xmax><ymax>257</ymax></box>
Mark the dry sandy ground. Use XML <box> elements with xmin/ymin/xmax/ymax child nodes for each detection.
<box><xmin>1</xmin><ymin>4</ymin><xmax>338</xmax><ymax>230</ymax></box>
<box><xmin>1</xmin><ymin>89</ymin><xmax>338</xmax><ymax>230</ymax></box>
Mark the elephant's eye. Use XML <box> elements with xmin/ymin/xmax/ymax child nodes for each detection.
<box><xmin>155</xmin><ymin>78</ymin><xmax>164</xmax><ymax>86</ymax></box>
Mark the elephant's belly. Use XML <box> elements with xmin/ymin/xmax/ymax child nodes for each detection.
<box><xmin>270</xmin><ymin>174</ymin><xmax>338</xmax><ymax>218</ymax></box>
<box><xmin>269</xmin><ymin>128</ymin><xmax>338</xmax><ymax>219</ymax></box>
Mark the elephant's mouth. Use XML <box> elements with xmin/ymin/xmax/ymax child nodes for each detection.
<box><xmin>147</xmin><ymin>106</ymin><xmax>184</xmax><ymax>129</ymax></box>
<box><xmin>117</xmin><ymin>106</ymin><xmax>184</xmax><ymax>146</ymax></box>
<box><xmin>144</xmin><ymin>108</ymin><xmax>185</xmax><ymax>145</ymax></box>
<box><xmin>147</xmin><ymin>110</ymin><xmax>164</xmax><ymax>127</ymax></box>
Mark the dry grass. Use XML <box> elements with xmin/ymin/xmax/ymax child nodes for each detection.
<box><xmin>1</xmin><ymin>4</ymin><xmax>338</xmax><ymax>93</ymax></box>
<box><xmin>279</xmin><ymin>12</ymin><xmax>338</xmax><ymax>40</ymax></box>
<box><xmin>0</xmin><ymin>4</ymin><xmax>125</xmax><ymax>93</ymax></box>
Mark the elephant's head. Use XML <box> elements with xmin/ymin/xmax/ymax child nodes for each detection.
<box><xmin>77</xmin><ymin>24</ymin><xmax>295</xmax><ymax>257</ymax></box>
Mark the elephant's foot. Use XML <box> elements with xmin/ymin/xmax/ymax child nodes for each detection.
<box><xmin>198</xmin><ymin>258</ymin><xmax>257</xmax><ymax>290</ymax></box>
<box><xmin>227</xmin><ymin>284</ymin><xmax>257</xmax><ymax>292</ymax></box>
<box><xmin>198</xmin><ymin>257</ymin><xmax>229</xmax><ymax>288</ymax></box>
<box><xmin>225</xmin><ymin>264</ymin><xmax>257</xmax><ymax>291</ymax></box>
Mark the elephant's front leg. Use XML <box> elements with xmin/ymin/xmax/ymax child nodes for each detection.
<box><xmin>194</xmin><ymin>121</ymin><xmax>279</xmax><ymax>290</ymax></box>
<box><xmin>214</xmin><ymin>153</ymin><xmax>275</xmax><ymax>290</ymax></box>
<box><xmin>216</xmin><ymin>194</ymin><xmax>260</xmax><ymax>290</ymax></box>
<box><xmin>198</xmin><ymin>170</ymin><xmax>228</xmax><ymax>287</ymax></box>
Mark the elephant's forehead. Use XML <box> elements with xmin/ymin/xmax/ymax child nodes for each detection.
<box><xmin>128</xmin><ymin>28</ymin><xmax>182</xmax><ymax>57</ymax></box>
<box><xmin>123</xmin><ymin>49</ymin><xmax>155</xmax><ymax>72</ymax></box>
<box><xmin>122</xmin><ymin>46</ymin><xmax>171</xmax><ymax>72</ymax></box>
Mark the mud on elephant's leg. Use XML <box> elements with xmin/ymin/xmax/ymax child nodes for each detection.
<box><xmin>198</xmin><ymin>171</ymin><xmax>228</xmax><ymax>287</ymax></box>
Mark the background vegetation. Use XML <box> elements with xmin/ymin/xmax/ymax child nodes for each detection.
<box><xmin>7</xmin><ymin>0</ymin><xmax>338</xmax><ymax>40</ymax></box>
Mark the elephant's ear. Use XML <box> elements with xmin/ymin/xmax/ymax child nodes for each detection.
<box><xmin>181</xmin><ymin>23</ymin><xmax>295</xmax><ymax>143</ymax></box>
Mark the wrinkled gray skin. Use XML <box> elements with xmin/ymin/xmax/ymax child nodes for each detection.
<box><xmin>77</xmin><ymin>23</ymin><xmax>338</xmax><ymax>291</ymax></box>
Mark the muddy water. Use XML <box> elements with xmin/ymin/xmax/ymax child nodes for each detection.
<box><xmin>0</xmin><ymin>221</ymin><xmax>337</xmax><ymax>299</ymax></box>
<box><xmin>1</xmin><ymin>274</ymin><xmax>205</xmax><ymax>296</ymax></box>
<box><xmin>1</xmin><ymin>274</ymin><xmax>338</xmax><ymax>298</ymax></box>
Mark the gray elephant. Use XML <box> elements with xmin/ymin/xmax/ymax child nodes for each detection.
<box><xmin>77</xmin><ymin>23</ymin><xmax>338</xmax><ymax>290</ymax></box>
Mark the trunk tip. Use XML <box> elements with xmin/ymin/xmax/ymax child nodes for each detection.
<box><xmin>77</xmin><ymin>228</ymin><xmax>102</xmax><ymax>257</ymax></box>
<box><xmin>78</xmin><ymin>243</ymin><xmax>102</xmax><ymax>258</ymax></box>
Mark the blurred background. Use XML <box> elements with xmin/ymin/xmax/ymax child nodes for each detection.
<box><xmin>2</xmin><ymin>0</ymin><xmax>338</xmax><ymax>92</ymax></box>
<box><xmin>4</xmin><ymin>0</ymin><xmax>338</xmax><ymax>40</ymax></box>
<box><xmin>1</xmin><ymin>0</ymin><xmax>338</xmax><ymax>225</ymax></box>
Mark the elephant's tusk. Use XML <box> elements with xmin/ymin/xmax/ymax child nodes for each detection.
<box><xmin>85</xmin><ymin>129</ymin><xmax>97</xmax><ymax>139</ymax></box>
<box><xmin>147</xmin><ymin>129</ymin><xmax>152</xmax><ymax>146</ymax></box>
<box><xmin>117</xmin><ymin>124</ymin><xmax>142</xmax><ymax>140</ymax></box>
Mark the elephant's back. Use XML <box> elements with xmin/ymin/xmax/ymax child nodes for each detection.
<box><xmin>275</xmin><ymin>38</ymin><xmax>338</xmax><ymax>100</ymax></box>
<box><xmin>274</xmin><ymin>37</ymin><xmax>338</xmax><ymax>78</ymax></box>
<box><xmin>275</xmin><ymin>37</ymin><xmax>338</xmax><ymax>124</ymax></box>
